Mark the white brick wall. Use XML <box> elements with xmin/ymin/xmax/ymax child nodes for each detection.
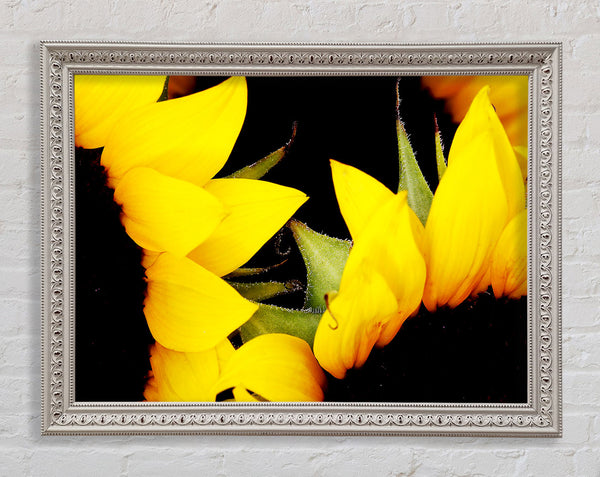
<box><xmin>1</xmin><ymin>1</ymin><xmax>598</xmax><ymax>475</ymax></box>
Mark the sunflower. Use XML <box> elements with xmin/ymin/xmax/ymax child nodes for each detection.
<box><xmin>312</xmin><ymin>86</ymin><xmax>527</xmax><ymax>379</ymax></box>
<box><xmin>75</xmin><ymin>75</ymin><xmax>324</xmax><ymax>402</ymax></box>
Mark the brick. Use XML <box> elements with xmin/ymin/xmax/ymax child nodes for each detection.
<box><xmin>308</xmin><ymin>2</ymin><xmax>357</xmax><ymax>31</ymax></box>
<box><xmin>406</xmin><ymin>3</ymin><xmax>454</xmax><ymax>32</ymax></box>
<box><xmin>0</xmin><ymin>0</ymin><xmax>599</xmax><ymax>474</ymax></box>
<box><xmin>563</xmin><ymin>187</ymin><xmax>600</xmax><ymax>221</ymax></box>
<box><xmin>563</xmin><ymin>331</ymin><xmax>600</xmax><ymax>370</ymax></box>
<box><xmin>563</xmin><ymin>296</ymin><xmax>600</xmax><ymax>328</ymax></box>
<box><xmin>0</xmin><ymin>186</ymin><xmax>38</xmax><ymax>225</ymax></box>
<box><xmin>0</xmin><ymin>377</ymin><xmax>36</xmax><ymax>419</ymax></box>
<box><xmin>563</xmin><ymin>217</ymin><xmax>600</xmax><ymax>258</ymax></box>
<box><xmin>0</xmin><ymin>149</ymin><xmax>39</xmax><ymax>187</ymax></box>
<box><xmin>0</xmin><ymin>226</ymin><xmax>39</xmax><ymax>269</ymax></box>
<box><xmin>0</xmin><ymin>266</ymin><xmax>36</xmax><ymax>299</ymax></box>
<box><xmin>126</xmin><ymin>449</ymin><xmax>223</xmax><ymax>477</ymax></box>
<box><xmin>0</xmin><ymin>336</ymin><xmax>38</xmax><ymax>377</ymax></box>
<box><xmin>0</xmin><ymin>450</ymin><xmax>33</xmax><ymax>477</ymax></box>
<box><xmin>12</xmin><ymin>0</ymin><xmax>67</xmax><ymax>31</ymax></box>
<box><xmin>453</xmin><ymin>2</ymin><xmax>502</xmax><ymax>32</ymax></box>
<box><xmin>0</xmin><ymin>299</ymin><xmax>38</xmax><ymax>336</ymax></box>
<box><xmin>416</xmin><ymin>449</ymin><xmax>521</xmax><ymax>476</ymax></box>
<box><xmin>31</xmin><ymin>451</ymin><xmax>123</xmax><ymax>477</ymax></box>
<box><xmin>563</xmin><ymin>259</ymin><xmax>600</xmax><ymax>297</ymax></box>
<box><xmin>573</xmin><ymin>33</ymin><xmax>600</xmax><ymax>66</ymax></box>
<box><xmin>574</xmin><ymin>448</ymin><xmax>600</xmax><ymax>477</ymax></box>
<box><xmin>563</xmin><ymin>371</ymin><xmax>600</xmax><ymax>409</ymax></box>
<box><xmin>561</xmin><ymin>413</ymin><xmax>592</xmax><ymax>445</ymax></box>
<box><xmin>356</xmin><ymin>4</ymin><xmax>403</xmax><ymax>33</ymax></box>
<box><xmin>520</xmin><ymin>449</ymin><xmax>577</xmax><ymax>476</ymax></box>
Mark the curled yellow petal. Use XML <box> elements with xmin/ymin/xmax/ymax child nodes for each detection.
<box><xmin>313</xmin><ymin>267</ymin><xmax>398</xmax><ymax>379</ymax></box>
<box><xmin>422</xmin><ymin>87</ymin><xmax>525</xmax><ymax>311</ymax></box>
<box><xmin>114</xmin><ymin>168</ymin><xmax>226</xmax><ymax>257</ymax></box>
<box><xmin>143</xmin><ymin>340</ymin><xmax>234</xmax><ymax>402</ymax></box>
<box><xmin>343</xmin><ymin>193</ymin><xmax>426</xmax><ymax>323</ymax></box>
<box><xmin>330</xmin><ymin>159</ymin><xmax>395</xmax><ymax>240</ymax></box>
<box><xmin>187</xmin><ymin>178</ymin><xmax>308</xmax><ymax>277</ymax></box>
<box><xmin>144</xmin><ymin>253</ymin><xmax>257</xmax><ymax>352</ymax></box>
<box><xmin>314</xmin><ymin>192</ymin><xmax>426</xmax><ymax>378</ymax></box>
<box><xmin>213</xmin><ymin>334</ymin><xmax>327</xmax><ymax>402</ymax></box>
<box><xmin>491</xmin><ymin>208</ymin><xmax>527</xmax><ymax>299</ymax></box>
<box><xmin>101</xmin><ymin>76</ymin><xmax>247</xmax><ymax>188</ymax></box>
<box><xmin>74</xmin><ymin>74</ymin><xmax>166</xmax><ymax>149</ymax></box>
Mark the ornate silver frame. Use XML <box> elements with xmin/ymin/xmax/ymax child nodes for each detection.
<box><xmin>40</xmin><ymin>42</ymin><xmax>562</xmax><ymax>436</ymax></box>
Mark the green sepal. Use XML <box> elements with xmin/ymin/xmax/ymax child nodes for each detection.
<box><xmin>434</xmin><ymin>114</ymin><xmax>447</xmax><ymax>181</ymax></box>
<box><xmin>239</xmin><ymin>304</ymin><xmax>322</xmax><ymax>348</ymax></box>
<box><xmin>288</xmin><ymin>219</ymin><xmax>351</xmax><ymax>311</ymax></box>
<box><xmin>157</xmin><ymin>76</ymin><xmax>170</xmax><ymax>102</ymax></box>
<box><xmin>224</xmin><ymin>260</ymin><xmax>287</xmax><ymax>278</ymax></box>
<box><xmin>396</xmin><ymin>80</ymin><xmax>433</xmax><ymax>225</ymax></box>
<box><xmin>225</xmin><ymin>123</ymin><xmax>297</xmax><ymax>180</ymax></box>
<box><xmin>228</xmin><ymin>280</ymin><xmax>302</xmax><ymax>302</ymax></box>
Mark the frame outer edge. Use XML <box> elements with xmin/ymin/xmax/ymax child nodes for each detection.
<box><xmin>39</xmin><ymin>42</ymin><xmax>562</xmax><ymax>436</ymax></box>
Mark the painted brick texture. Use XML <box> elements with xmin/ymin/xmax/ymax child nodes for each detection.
<box><xmin>1</xmin><ymin>0</ymin><xmax>599</xmax><ymax>475</ymax></box>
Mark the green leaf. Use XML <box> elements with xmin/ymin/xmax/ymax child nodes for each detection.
<box><xmin>288</xmin><ymin>219</ymin><xmax>351</xmax><ymax>311</ymax></box>
<box><xmin>434</xmin><ymin>114</ymin><xmax>447</xmax><ymax>181</ymax></box>
<box><xmin>228</xmin><ymin>280</ymin><xmax>302</xmax><ymax>302</ymax></box>
<box><xmin>239</xmin><ymin>304</ymin><xmax>322</xmax><ymax>348</ymax></box>
<box><xmin>225</xmin><ymin>123</ymin><xmax>297</xmax><ymax>180</ymax></box>
<box><xmin>396</xmin><ymin>79</ymin><xmax>433</xmax><ymax>225</ymax></box>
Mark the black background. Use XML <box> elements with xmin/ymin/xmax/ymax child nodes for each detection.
<box><xmin>75</xmin><ymin>76</ymin><xmax>526</xmax><ymax>403</ymax></box>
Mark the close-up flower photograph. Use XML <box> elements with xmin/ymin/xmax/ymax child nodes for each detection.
<box><xmin>73</xmin><ymin>71</ymin><xmax>529</xmax><ymax>405</ymax></box>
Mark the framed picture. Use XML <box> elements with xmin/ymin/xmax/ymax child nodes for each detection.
<box><xmin>40</xmin><ymin>42</ymin><xmax>562</xmax><ymax>435</ymax></box>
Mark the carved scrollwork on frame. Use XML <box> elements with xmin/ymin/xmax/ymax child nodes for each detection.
<box><xmin>40</xmin><ymin>42</ymin><xmax>561</xmax><ymax>436</ymax></box>
<box><xmin>51</xmin><ymin>46</ymin><xmax>551</xmax><ymax>67</ymax></box>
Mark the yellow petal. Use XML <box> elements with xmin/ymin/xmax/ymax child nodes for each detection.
<box><xmin>343</xmin><ymin>193</ymin><xmax>426</xmax><ymax>322</ymax></box>
<box><xmin>144</xmin><ymin>253</ymin><xmax>258</xmax><ymax>352</ymax></box>
<box><xmin>114</xmin><ymin>168</ymin><xmax>226</xmax><ymax>257</ymax></box>
<box><xmin>232</xmin><ymin>387</ymin><xmax>262</xmax><ymax>402</ymax></box>
<box><xmin>143</xmin><ymin>340</ymin><xmax>234</xmax><ymax>402</ymax></box>
<box><xmin>141</xmin><ymin>250</ymin><xmax>161</xmax><ymax>270</ymax></box>
<box><xmin>513</xmin><ymin>145</ymin><xmax>528</xmax><ymax>181</ymax></box>
<box><xmin>330</xmin><ymin>159</ymin><xmax>395</xmax><ymax>240</ymax></box>
<box><xmin>422</xmin><ymin>75</ymin><xmax>529</xmax><ymax>148</ymax></box>
<box><xmin>74</xmin><ymin>74</ymin><xmax>166</xmax><ymax>149</ymax></box>
<box><xmin>187</xmin><ymin>178</ymin><xmax>308</xmax><ymax>277</ymax></box>
<box><xmin>422</xmin><ymin>87</ymin><xmax>525</xmax><ymax>311</ymax></box>
<box><xmin>491</xmin><ymin>208</ymin><xmax>527</xmax><ymax>299</ymax></box>
<box><xmin>448</xmin><ymin>87</ymin><xmax>524</xmax><ymax>219</ymax></box>
<box><xmin>313</xmin><ymin>265</ymin><xmax>398</xmax><ymax>379</ymax></box>
<box><xmin>101</xmin><ymin>76</ymin><xmax>247</xmax><ymax>188</ymax></box>
<box><xmin>313</xmin><ymin>187</ymin><xmax>426</xmax><ymax>378</ymax></box>
<box><xmin>213</xmin><ymin>334</ymin><xmax>326</xmax><ymax>402</ymax></box>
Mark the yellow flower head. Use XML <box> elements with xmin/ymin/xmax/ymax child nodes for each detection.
<box><xmin>78</xmin><ymin>75</ymin><xmax>314</xmax><ymax>401</ymax></box>
<box><xmin>313</xmin><ymin>161</ymin><xmax>426</xmax><ymax>379</ymax></box>
<box><xmin>422</xmin><ymin>86</ymin><xmax>526</xmax><ymax>311</ymax></box>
